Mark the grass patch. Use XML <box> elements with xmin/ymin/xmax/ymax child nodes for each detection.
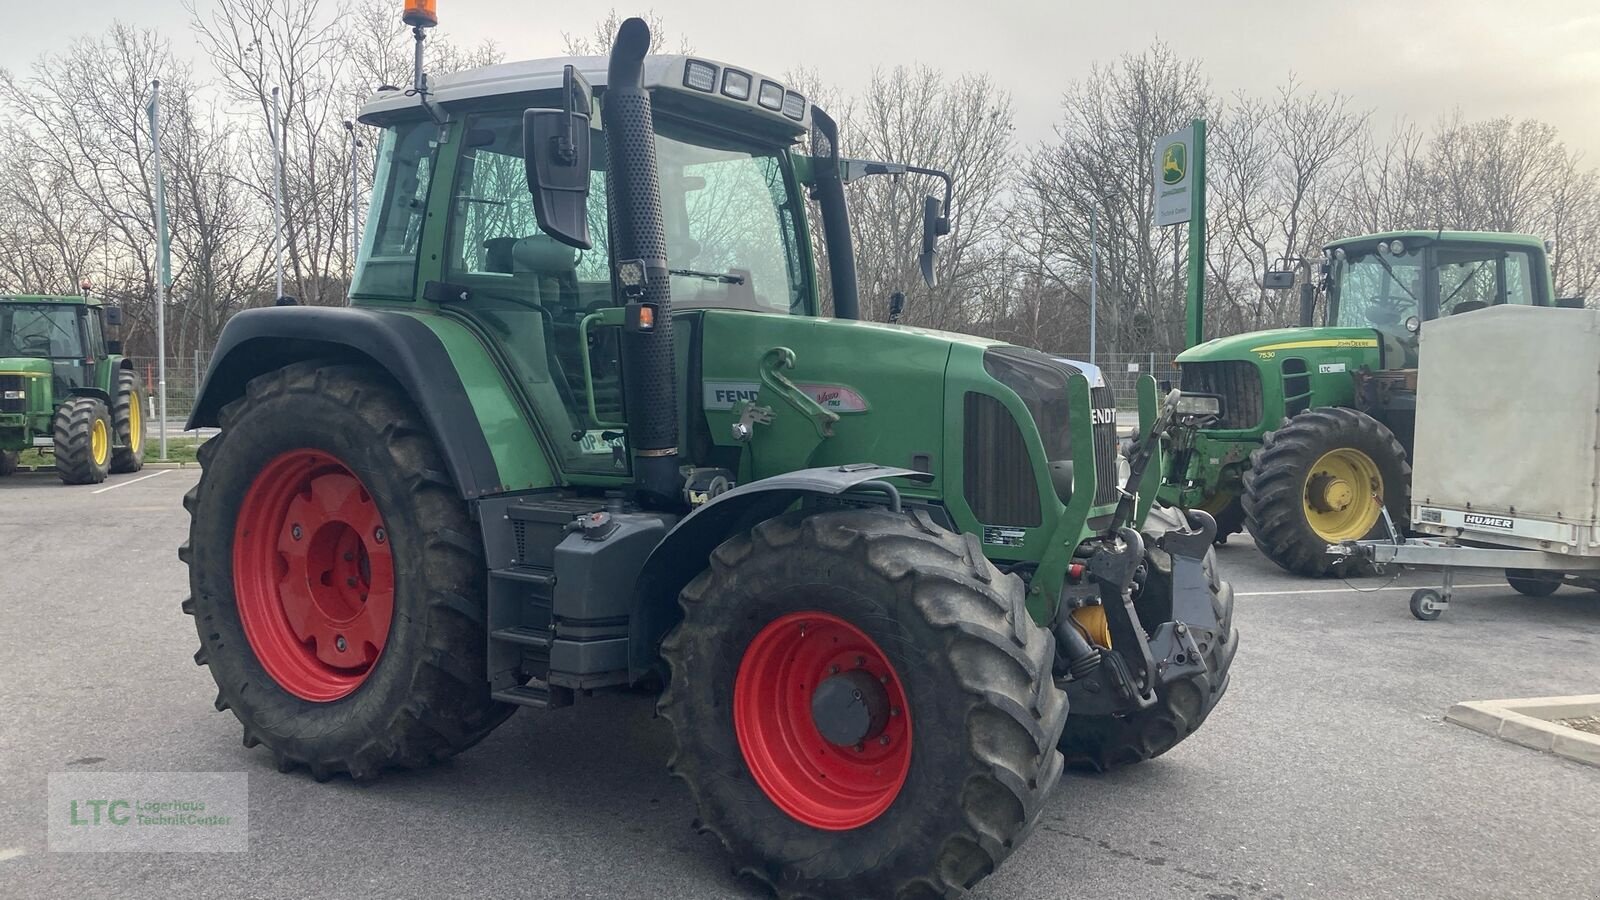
<box><xmin>10</xmin><ymin>434</ymin><xmax>208</xmax><ymax>468</ymax></box>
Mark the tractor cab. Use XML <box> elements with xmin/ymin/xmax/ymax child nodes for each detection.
<box><xmin>1321</xmin><ymin>232</ymin><xmax>1554</xmax><ymax>368</ymax></box>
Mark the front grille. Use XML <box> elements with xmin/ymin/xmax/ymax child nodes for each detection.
<box><xmin>963</xmin><ymin>392</ymin><xmax>1041</xmax><ymax>526</ymax></box>
<box><xmin>1181</xmin><ymin>361</ymin><xmax>1262</xmax><ymax>429</ymax></box>
<box><xmin>1091</xmin><ymin>385</ymin><xmax>1120</xmax><ymax>506</ymax></box>
<box><xmin>0</xmin><ymin>375</ymin><xmax>23</xmax><ymax>413</ymax></box>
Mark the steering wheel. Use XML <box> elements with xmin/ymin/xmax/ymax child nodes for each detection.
<box><xmin>1364</xmin><ymin>297</ymin><xmax>1405</xmax><ymax>327</ymax></box>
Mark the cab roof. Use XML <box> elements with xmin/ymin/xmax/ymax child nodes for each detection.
<box><xmin>1326</xmin><ymin>230</ymin><xmax>1547</xmax><ymax>253</ymax></box>
<box><xmin>0</xmin><ymin>294</ymin><xmax>95</xmax><ymax>306</ymax></box>
<box><xmin>358</xmin><ymin>53</ymin><xmax>812</xmax><ymax>135</ymax></box>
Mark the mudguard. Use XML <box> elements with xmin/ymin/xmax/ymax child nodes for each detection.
<box><xmin>189</xmin><ymin>306</ymin><xmax>504</xmax><ymax>498</ymax></box>
<box><xmin>627</xmin><ymin>464</ymin><xmax>931</xmax><ymax>681</ymax></box>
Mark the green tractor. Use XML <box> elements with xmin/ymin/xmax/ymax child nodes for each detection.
<box><xmin>1162</xmin><ymin>230</ymin><xmax>1571</xmax><ymax>574</ymax></box>
<box><xmin>0</xmin><ymin>293</ymin><xmax>146</xmax><ymax>483</ymax></box>
<box><xmin>183</xmin><ymin>17</ymin><xmax>1237</xmax><ymax>897</ymax></box>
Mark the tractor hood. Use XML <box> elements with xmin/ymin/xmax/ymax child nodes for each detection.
<box><xmin>0</xmin><ymin>357</ymin><xmax>52</xmax><ymax>378</ymax></box>
<box><xmin>1176</xmin><ymin>327</ymin><xmax>1381</xmax><ymax>364</ymax></box>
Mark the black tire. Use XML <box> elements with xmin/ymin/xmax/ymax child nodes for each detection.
<box><xmin>52</xmin><ymin>396</ymin><xmax>113</xmax><ymax>485</ymax></box>
<box><xmin>1506</xmin><ymin>569</ymin><xmax>1561</xmax><ymax>597</ymax></box>
<box><xmin>1208</xmin><ymin>495</ymin><xmax>1246</xmax><ymax>545</ymax></box>
<box><xmin>1242</xmin><ymin>407</ymin><xmax>1410</xmax><ymax>576</ymax></box>
<box><xmin>1060</xmin><ymin>504</ymin><xmax>1238</xmax><ymax>771</ymax></box>
<box><xmin>180</xmin><ymin>361</ymin><xmax>511</xmax><ymax>781</ymax></box>
<box><xmin>110</xmin><ymin>368</ymin><xmax>146</xmax><ymax>474</ymax></box>
<box><xmin>659</xmin><ymin>508</ymin><xmax>1067</xmax><ymax>899</ymax></box>
<box><xmin>0</xmin><ymin>450</ymin><xmax>17</xmax><ymax>476</ymax></box>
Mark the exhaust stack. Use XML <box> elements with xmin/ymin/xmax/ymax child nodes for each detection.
<box><xmin>604</xmin><ymin>18</ymin><xmax>680</xmax><ymax>503</ymax></box>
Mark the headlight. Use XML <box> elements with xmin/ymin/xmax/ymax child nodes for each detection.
<box><xmin>757</xmin><ymin>80</ymin><xmax>784</xmax><ymax>111</ymax></box>
<box><xmin>2</xmin><ymin>390</ymin><xmax>23</xmax><ymax>400</ymax></box>
<box><xmin>781</xmin><ymin>91</ymin><xmax>806</xmax><ymax>121</ymax></box>
<box><xmin>1171</xmin><ymin>393</ymin><xmax>1221</xmax><ymax>416</ymax></box>
<box><xmin>1115</xmin><ymin>454</ymin><xmax>1131</xmax><ymax>487</ymax></box>
<box><xmin>720</xmin><ymin>69</ymin><xmax>751</xmax><ymax>101</ymax></box>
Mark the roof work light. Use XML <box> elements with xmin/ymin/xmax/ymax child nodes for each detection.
<box><xmin>403</xmin><ymin>0</ymin><xmax>437</xmax><ymax>28</ymax></box>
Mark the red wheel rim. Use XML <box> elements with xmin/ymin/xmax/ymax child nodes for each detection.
<box><xmin>733</xmin><ymin>611</ymin><xmax>913</xmax><ymax>831</ymax></box>
<box><xmin>233</xmin><ymin>449</ymin><xmax>395</xmax><ymax>702</ymax></box>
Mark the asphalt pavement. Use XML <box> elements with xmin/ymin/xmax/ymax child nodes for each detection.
<box><xmin>2</xmin><ymin>469</ymin><xmax>1597</xmax><ymax>899</ymax></box>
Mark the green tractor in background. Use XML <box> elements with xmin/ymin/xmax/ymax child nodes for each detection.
<box><xmin>182</xmin><ymin>15</ymin><xmax>1237</xmax><ymax>897</ymax></box>
<box><xmin>1161</xmin><ymin>231</ymin><xmax>1571</xmax><ymax>575</ymax></box>
<box><xmin>0</xmin><ymin>294</ymin><xmax>146</xmax><ymax>484</ymax></box>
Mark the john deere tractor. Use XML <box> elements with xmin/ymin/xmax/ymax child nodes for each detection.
<box><xmin>183</xmin><ymin>15</ymin><xmax>1237</xmax><ymax>897</ymax></box>
<box><xmin>0</xmin><ymin>294</ymin><xmax>146</xmax><ymax>484</ymax></box>
<box><xmin>1162</xmin><ymin>231</ymin><xmax>1570</xmax><ymax>575</ymax></box>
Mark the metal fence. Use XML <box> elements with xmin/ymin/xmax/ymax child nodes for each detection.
<box><xmin>126</xmin><ymin>353</ymin><xmax>212</xmax><ymax>433</ymax></box>
<box><xmin>1088</xmin><ymin>353</ymin><xmax>1182</xmax><ymax>407</ymax></box>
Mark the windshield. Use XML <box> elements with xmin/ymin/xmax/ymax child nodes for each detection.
<box><xmin>1329</xmin><ymin>247</ymin><xmax>1425</xmax><ymax>328</ymax></box>
<box><xmin>0</xmin><ymin>304</ymin><xmax>83</xmax><ymax>358</ymax></box>
<box><xmin>444</xmin><ymin>112</ymin><xmax>808</xmax><ymax>315</ymax></box>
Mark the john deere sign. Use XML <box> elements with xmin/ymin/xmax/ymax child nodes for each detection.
<box><xmin>1155</xmin><ymin>124</ymin><xmax>1197</xmax><ymax>226</ymax></box>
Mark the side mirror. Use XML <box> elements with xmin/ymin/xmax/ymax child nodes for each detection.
<box><xmin>524</xmin><ymin>65</ymin><xmax>593</xmax><ymax>250</ymax></box>
<box><xmin>1297</xmin><ymin>282</ymin><xmax>1317</xmax><ymax>327</ymax></box>
<box><xmin>887</xmin><ymin>291</ymin><xmax>905</xmax><ymax>323</ymax></box>
<box><xmin>918</xmin><ymin>195</ymin><xmax>947</xmax><ymax>288</ymax></box>
<box><xmin>103</xmin><ymin>306</ymin><xmax>124</xmax><ymax>327</ymax></box>
<box><xmin>106</xmin><ymin>340</ymin><xmax>123</xmax><ymax>355</ymax></box>
<box><xmin>1262</xmin><ymin>270</ymin><xmax>1295</xmax><ymax>290</ymax></box>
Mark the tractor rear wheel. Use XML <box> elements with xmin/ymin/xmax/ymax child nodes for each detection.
<box><xmin>659</xmin><ymin>508</ymin><xmax>1066</xmax><ymax>899</ymax></box>
<box><xmin>53</xmin><ymin>396</ymin><xmax>113</xmax><ymax>485</ymax></box>
<box><xmin>1242</xmin><ymin>407</ymin><xmax>1410</xmax><ymax>576</ymax></box>
<box><xmin>0</xmin><ymin>450</ymin><xmax>17</xmax><ymax>476</ymax></box>
<box><xmin>1059</xmin><ymin>504</ymin><xmax>1238</xmax><ymax>771</ymax></box>
<box><xmin>181</xmin><ymin>362</ymin><xmax>511</xmax><ymax>781</ymax></box>
<box><xmin>110</xmin><ymin>368</ymin><xmax>146</xmax><ymax>474</ymax></box>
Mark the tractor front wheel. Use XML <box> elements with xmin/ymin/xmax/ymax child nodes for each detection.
<box><xmin>53</xmin><ymin>396</ymin><xmax>113</xmax><ymax>485</ymax></box>
<box><xmin>181</xmin><ymin>362</ymin><xmax>511</xmax><ymax>781</ymax></box>
<box><xmin>659</xmin><ymin>508</ymin><xmax>1066</xmax><ymax>899</ymax></box>
<box><xmin>1242</xmin><ymin>407</ymin><xmax>1410</xmax><ymax>576</ymax></box>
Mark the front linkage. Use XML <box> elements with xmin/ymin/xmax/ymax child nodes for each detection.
<box><xmin>1050</xmin><ymin>394</ymin><xmax>1237</xmax><ymax>764</ymax></box>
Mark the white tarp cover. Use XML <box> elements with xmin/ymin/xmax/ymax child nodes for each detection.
<box><xmin>1413</xmin><ymin>305</ymin><xmax>1600</xmax><ymax>534</ymax></box>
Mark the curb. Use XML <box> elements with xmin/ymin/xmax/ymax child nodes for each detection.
<box><xmin>1446</xmin><ymin>695</ymin><xmax>1600</xmax><ymax>768</ymax></box>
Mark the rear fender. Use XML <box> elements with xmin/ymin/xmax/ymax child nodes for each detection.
<box><xmin>190</xmin><ymin>306</ymin><xmax>549</xmax><ymax>499</ymax></box>
<box><xmin>627</xmin><ymin>464</ymin><xmax>931</xmax><ymax>681</ymax></box>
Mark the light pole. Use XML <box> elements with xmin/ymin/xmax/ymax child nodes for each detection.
<box><xmin>342</xmin><ymin>118</ymin><xmax>364</xmax><ymax>291</ymax></box>
<box><xmin>146</xmin><ymin>79</ymin><xmax>170</xmax><ymax>461</ymax></box>
<box><xmin>270</xmin><ymin>85</ymin><xmax>285</xmax><ymax>303</ymax></box>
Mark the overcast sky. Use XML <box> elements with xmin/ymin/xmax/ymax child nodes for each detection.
<box><xmin>3</xmin><ymin>1</ymin><xmax>1597</xmax><ymax>151</ymax></box>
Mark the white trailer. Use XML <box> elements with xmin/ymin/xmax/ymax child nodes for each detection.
<box><xmin>1333</xmin><ymin>304</ymin><xmax>1600</xmax><ymax>618</ymax></box>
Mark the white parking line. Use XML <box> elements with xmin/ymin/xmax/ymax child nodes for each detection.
<box><xmin>1237</xmin><ymin>582</ymin><xmax>1501</xmax><ymax>597</ymax></box>
<box><xmin>91</xmin><ymin>470</ymin><xmax>169</xmax><ymax>494</ymax></box>
<box><xmin>0</xmin><ymin>847</ymin><xmax>23</xmax><ymax>861</ymax></box>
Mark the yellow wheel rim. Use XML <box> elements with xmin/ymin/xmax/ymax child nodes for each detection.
<box><xmin>1071</xmin><ymin>605</ymin><xmax>1112</xmax><ymax>649</ymax></box>
<box><xmin>91</xmin><ymin>417</ymin><xmax>109</xmax><ymax>466</ymax></box>
<box><xmin>1303</xmin><ymin>448</ymin><xmax>1383</xmax><ymax>541</ymax></box>
<box><xmin>128</xmin><ymin>396</ymin><xmax>142</xmax><ymax>454</ymax></box>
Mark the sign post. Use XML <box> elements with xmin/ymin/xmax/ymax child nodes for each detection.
<box><xmin>1154</xmin><ymin>119</ymin><xmax>1206</xmax><ymax>348</ymax></box>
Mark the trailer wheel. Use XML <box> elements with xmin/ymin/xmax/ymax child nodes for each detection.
<box><xmin>0</xmin><ymin>450</ymin><xmax>17</xmax><ymax>476</ymax></box>
<box><xmin>110</xmin><ymin>369</ymin><xmax>146</xmax><ymax>474</ymax></box>
<box><xmin>181</xmin><ymin>361</ymin><xmax>510</xmax><ymax>781</ymax></box>
<box><xmin>659</xmin><ymin>508</ymin><xmax>1066</xmax><ymax>899</ymax></box>
<box><xmin>1243</xmin><ymin>407</ymin><xmax>1410</xmax><ymax>576</ymax></box>
<box><xmin>1410</xmin><ymin>589</ymin><xmax>1444</xmax><ymax>621</ymax></box>
<box><xmin>1505</xmin><ymin>569</ymin><xmax>1561</xmax><ymax>597</ymax></box>
<box><xmin>1060</xmin><ymin>504</ymin><xmax>1238</xmax><ymax>771</ymax></box>
<box><xmin>52</xmin><ymin>396</ymin><xmax>113</xmax><ymax>485</ymax></box>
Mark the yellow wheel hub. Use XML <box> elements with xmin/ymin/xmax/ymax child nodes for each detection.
<box><xmin>128</xmin><ymin>396</ymin><xmax>142</xmax><ymax>453</ymax></box>
<box><xmin>1303</xmin><ymin>448</ymin><xmax>1382</xmax><ymax>541</ymax></box>
<box><xmin>91</xmin><ymin>418</ymin><xmax>109</xmax><ymax>466</ymax></box>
